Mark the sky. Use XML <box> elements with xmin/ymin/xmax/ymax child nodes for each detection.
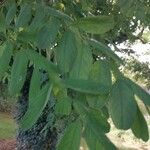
<box><xmin>116</xmin><ymin>40</ymin><xmax>150</xmax><ymax>64</ymax></box>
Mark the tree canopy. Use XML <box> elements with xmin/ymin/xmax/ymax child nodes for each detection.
<box><xmin>0</xmin><ymin>0</ymin><xmax>150</xmax><ymax>149</ymax></box>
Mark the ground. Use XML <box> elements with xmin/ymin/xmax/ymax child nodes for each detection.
<box><xmin>0</xmin><ymin>113</ymin><xmax>16</xmax><ymax>150</ymax></box>
<box><xmin>0</xmin><ymin>139</ymin><xmax>16</xmax><ymax>150</ymax></box>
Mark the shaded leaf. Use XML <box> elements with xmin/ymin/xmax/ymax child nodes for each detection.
<box><xmin>17</xmin><ymin>30</ymin><xmax>38</xmax><ymax>44</ymax></box>
<box><xmin>26</xmin><ymin>49</ymin><xmax>59</xmax><ymax>74</ymax></box>
<box><xmin>9</xmin><ymin>50</ymin><xmax>28</xmax><ymax>95</ymax></box>
<box><xmin>84</xmin><ymin>125</ymin><xmax>116</xmax><ymax>150</ymax></box>
<box><xmin>90</xmin><ymin>60</ymin><xmax>112</xmax><ymax>88</ymax></box>
<box><xmin>125</xmin><ymin>78</ymin><xmax>150</xmax><ymax>106</ymax></box>
<box><xmin>57</xmin><ymin>120</ymin><xmax>82</xmax><ymax>150</ymax></box>
<box><xmin>131</xmin><ymin>106</ymin><xmax>149</xmax><ymax>142</ymax></box>
<box><xmin>47</xmin><ymin>7</ymin><xmax>73</xmax><ymax>22</ymax></box>
<box><xmin>29</xmin><ymin>4</ymin><xmax>47</xmax><ymax>31</ymax></box>
<box><xmin>63</xmin><ymin>79</ymin><xmax>109</xmax><ymax>95</ymax></box>
<box><xmin>29</xmin><ymin>67</ymin><xmax>41</xmax><ymax>102</ymax></box>
<box><xmin>88</xmin><ymin>39</ymin><xmax>122</xmax><ymax>64</ymax></box>
<box><xmin>86</xmin><ymin>60</ymin><xmax>111</xmax><ymax>109</ymax></box>
<box><xmin>16</xmin><ymin>4</ymin><xmax>32</xmax><ymax>28</ymax></box>
<box><xmin>20</xmin><ymin>82</ymin><xmax>53</xmax><ymax>130</ymax></box>
<box><xmin>37</xmin><ymin>18</ymin><xmax>60</xmax><ymax>49</ymax></box>
<box><xmin>73</xmin><ymin>16</ymin><xmax>114</xmax><ymax>34</ymax></box>
<box><xmin>0</xmin><ymin>41</ymin><xmax>13</xmax><ymax>80</ymax></box>
<box><xmin>0</xmin><ymin>10</ymin><xmax>6</xmax><ymax>32</ymax></box>
<box><xmin>86</xmin><ymin>108</ymin><xmax>110</xmax><ymax>133</ymax></box>
<box><xmin>55</xmin><ymin>97</ymin><xmax>71</xmax><ymax>115</ymax></box>
<box><xmin>109</xmin><ymin>79</ymin><xmax>137</xmax><ymax>129</ymax></box>
<box><xmin>55</xmin><ymin>31</ymin><xmax>77</xmax><ymax>74</ymax></box>
<box><xmin>86</xmin><ymin>94</ymin><xmax>108</xmax><ymax>109</ymax></box>
<box><xmin>70</xmin><ymin>42</ymin><xmax>92</xmax><ymax>79</ymax></box>
<box><xmin>5</xmin><ymin>2</ymin><xmax>16</xmax><ymax>25</ymax></box>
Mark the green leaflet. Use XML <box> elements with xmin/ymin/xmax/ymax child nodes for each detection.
<box><xmin>20</xmin><ymin>82</ymin><xmax>53</xmax><ymax>130</ymax></box>
<box><xmin>74</xmin><ymin>99</ymin><xmax>110</xmax><ymax>133</ymax></box>
<box><xmin>86</xmin><ymin>95</ymin><xmax>108</xmax><ymax>109</ymax></box>
<box><xmin>90</xmin><ymin>60</ymin><xmax>112</xmax><ymax>88</ymax></box>
<box><xmin>86</xmin><ymin>60</ymin><xmax>111</xmax><ymax>109</ymax></box>
<box><xmin>26</xmin><ymin>49</ymin><xmax>58</xmax><ymax>74</ymax></box>
<box><xmin>86</xmin><ymin>109</ymin><xmax>110</xmax><ymax>133</ymax></box>
<box><xmin>57</xmin><ymin>120</ymin><xmax>82</xmax><ymax>150</ymax></box>
<box><xmin>131</xmin><ymin>106</ymin><xmax>149</xmax><ymax>142</ymax></box>
<box><xmin>0</xmin><ymin>10</ymin><xmax>6</xmax><ymax>32</ymax></box>
<box><xmin>47</xmin><ymin>7</ymin><xmax>73</xmax><ymax>22</ymax></box>
<box><xmin>16</xmin><ymin>4</ymin><xmax>32</xmax><ymax>29</ymax></box>
<box><xmin>70</xmin><ymin>42</ymin><xmax>92</xmax><ymax>79</ymax></box>
<box><xmin>29</xmin><ymin>67</ymin><xmax>41</xmax><ymax>102</ymax></box>
<box><xmin>0</xmin><ymin>41</ymin><xmax>13</xmax><ymax>80</ymax></box>
<box><xmin>55</xmin><ymin>96</ymin><xmax>71</xmax><ymax>115</ymax></box>
<box><xmin>118</xmin><ymin>0</ymin><xmax>135</xmax><ymax>16</ymax></box>
<box><xmin>9</xmin><ymin>50</ymin><xmax>28</xmax><ymax>95</ymax></box>
<box><xmin>101</xmin><ymin>106</ymin><xmax>109</xmax><ymax>119</ymax></box>
<box><xmin>5</xmin><ymin>2</ymin><xmax>16</xmax><ymax>26</ymax></box>
<box><xmin>17</xmin><ymin>30</ymin><xmax>38</xmax><ymax>44</ymax></box>
<box><xmin>125</xmin><ymin>78</ymin><xmax>150</xmax><ymax>106</ymax></box>
<box><xmin>84</xmin><ymin>125</ymin><xmax>116</xmax><ymax>150</ymax></box>
<box><xmin>88</xmin><ymin>39</ymin><xmax>123</xmax><ymax>64</ymax></box>
<box><xmin>63</xmin><ymin>79</ymin><xmax>109</xmax><ymax>95</ymax></box>
<box><xmin>109</xmin><ymin>79</ymin><xmax>137</xmax><ymax>129</ymax></box>
<box><xmin>55</xmin><ymin>31</ymin><xmax>77</xmax><ymax>74</ymax></box>
<box><xmin>37</xmin><ymin>18</ymin><xmax>60</xmax><ymax>49</ymax></box>
<box><xmin>29</xmin><ymin>4</ymin><xmax>47</xmax><ymax>31</ymax></box>
<box><xmin>73</xmin><ymin>16</ymin><xmax>114</xmax><ymax>34</ymax></box>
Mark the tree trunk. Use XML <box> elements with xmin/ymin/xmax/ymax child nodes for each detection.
<box><xmin>14</xmin><ymin>68</ymin><xmax>58</xmax><ymax>150</ymax></box>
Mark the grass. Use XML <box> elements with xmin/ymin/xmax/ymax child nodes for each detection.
<box><xmin>0</xmin><ymin>113</ymin><xmax>16</xmax><ymax>139</ymax></box>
